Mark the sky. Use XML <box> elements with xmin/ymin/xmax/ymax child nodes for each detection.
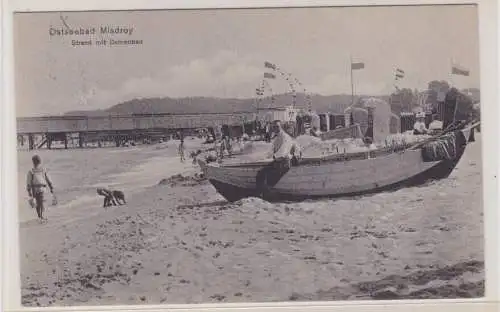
<box><xmin>14</xmin><ymin>5</ymin><xmax>480</xmax><ymax>117</ymax></box>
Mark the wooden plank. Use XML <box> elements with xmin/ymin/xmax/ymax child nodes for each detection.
<box><xmin>285</xmin><ymin>150</ymin><xmax>422</xmax><ymax>177</ymax></box>
<box><xmin>275</xmin><ymin>159</ymin><xmax>436</xmax><ymax>195</ymax></box>
<box><xmin>275</xmin><ymin>164</ymin><xmax>436</xmax><ymax>196</ymax></box>
<box><xmin>206</xmin><ymin>166</ymin><xmax>256</xmax><ymax>188</ymax></box>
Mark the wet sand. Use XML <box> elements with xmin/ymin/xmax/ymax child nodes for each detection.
<box><xmin>19</xmin><ymin>136</ymin><xmax>484</xmax><ymax>307</ymax></box>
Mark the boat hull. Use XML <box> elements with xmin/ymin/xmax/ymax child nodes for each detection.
<box><xmin>209</xmin><ymin>155</ymin><xmax>461</xmax><ymax>202</ymax></box>
<box><xmin>204</xmin><ymin>129</ymin><xmax>469</xmax><ymax>203</ymax></box>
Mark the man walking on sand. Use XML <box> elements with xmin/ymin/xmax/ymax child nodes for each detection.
<box><xmin>178</xmin><ymin>136</ymin><xmax>185</xmax><ymax>163</ymax></box>
<box><xmin>26</xmin><ymin>155</ymin><xmax>55</xmax><ymax>223</ymax></box>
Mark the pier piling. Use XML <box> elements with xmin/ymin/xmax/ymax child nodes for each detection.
<box><xmin>78</xmin><ymin>132</ymin><xmax>84</xmax><ymax>148</ymax></box>
<box><xmin>28</xmin><ymin>134</ymin><xmax>34</xmax><ymax>151</ymax></box>
<box><xmin>64</xmin><ymin>133</ymin><xmax>68</xmax><ymax>149</ymax></box>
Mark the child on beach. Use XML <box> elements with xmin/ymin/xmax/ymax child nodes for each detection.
<box><xmin>96</xmin><ymin>187</ymin><xmax>117</xmax><ymax>207</ymax></box>
<box><xmin>26</xmin><ymin>155</ymin><xmax>55</xmax><ymax>223</ymax></box>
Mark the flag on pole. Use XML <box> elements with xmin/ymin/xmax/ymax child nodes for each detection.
<box><xmin>264</xmin><ymin>72</ymin><xmax>276</xmax><ymax>79</ymax></box>
<box><xmin>351</xmin><ymin>62</ymin><xmax>365</xmax><ymax>70</ymax></box>
<box><xmin>451</xmin><ymin>64</ymin><xmax>470</xmax><ymax>76</ymax></box>
<box><xmin>264</xmin><ymin>61</ymin><xmax>276</xmax><ymax>70</ymax></box>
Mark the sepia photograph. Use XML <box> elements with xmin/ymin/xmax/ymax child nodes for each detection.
<box><xmin>11</xmin><ymin>3</ymin><xmax>487</xmax><ymax>308</ymax></box>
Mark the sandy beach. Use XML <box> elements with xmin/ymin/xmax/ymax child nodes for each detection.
<box><xmin>18</xmin><ymin>136</ymin><xmax>484</xmax><ymax>307</ymax></box>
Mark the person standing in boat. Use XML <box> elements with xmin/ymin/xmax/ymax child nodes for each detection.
<box><xmin>264</xmin><ymin>122</ymin><xmax>272</xmax><ymax>142</ymax></box>
<box><xmin>218</xmin><ymin>134</ymin><xmax>232</xmax><ymax>159</ymax></box>
<box><xmin>413</xmin><ymin>112</ymin><xmax>429</xmax><ymax>135</ymax></box>
<box><xmin>309</xmin><ymin>111</ymin><xmax>321</xmax><ymax>137</ymax></box>
<box><xmin>256</xmin><ymin>120</ymin><xmax>302</xmax><ymax>197</ymax></box>
<box><xmin>269</xmin><ymin>120</ymin><xmax>301</xmax><ymax>165</ymax></box>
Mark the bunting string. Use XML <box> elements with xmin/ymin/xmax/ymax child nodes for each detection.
<box><xmin>393</xmin><ymin>67</ymin><xmax>405</xmax><ymax>91</ymax></box>
<box><xmin>263</xmin><ymin>61</ymin><xmax>312</xmax><ymax>111</ymax></box>
<box><xmin>255</xmin><ymin>78</ymin><xmax>275</xmax><ymax>107</ymax></box>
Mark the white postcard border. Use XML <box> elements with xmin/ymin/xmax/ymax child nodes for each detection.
<box><xmin>1</xmin><ymin>0</ymin><xmax>498</xmax><ymax>311</ymax></box>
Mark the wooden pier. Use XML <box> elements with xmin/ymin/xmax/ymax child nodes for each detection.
<box><xmin>17</xmin><ymin>112</ymin><xmax>255</xmax><ymax>150</ymax></box>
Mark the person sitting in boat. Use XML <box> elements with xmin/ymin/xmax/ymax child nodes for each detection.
<box><xmin>309</xmin><ymin>127</ymin><xmax>320</xmax><ymax>137</ymax></box>
<box><xmin>413</xmin><ymin>112</ymin><xmax>429</xmax><ymax>135</ymax></box>
<box><xmin>428</xmin><ymin>114</ymin><xmax>443</xmax><ymax>134</ymax></box>
<box><xmin>270</xmin><ymin>120</ymin><xmax>301</xmax><ymax>165</ymax></box>
<box><xmin>310</xmin><ymin>112</ymin><xmax>321</xmax><ymax>133</ymax></box>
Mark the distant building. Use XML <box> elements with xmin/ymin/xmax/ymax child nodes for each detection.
<box><xmin>257</xmin><ymin>105</ymin><xmax>300</xmax><ymax>123</ymax></box>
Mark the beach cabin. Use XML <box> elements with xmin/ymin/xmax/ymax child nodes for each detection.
<box><xmin>342</xmin><ymin>98</ymin><xmax>401</xmax><ymax>142</ymax></box>
<box><xmin>317</xmin><ymin>113</ymin><xmax>348</xmax><ymax>131</ymax></box>
<box><xmin>257</xmin><ymin>105</ymin><xmax>300</xmax><ymax>123</ymax></box>
<box><xmin>328</xmin><ymin>114</ymin><xmax>346</xmax><ymax>130</ymax></box>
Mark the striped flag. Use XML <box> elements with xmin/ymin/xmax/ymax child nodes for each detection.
<box><xmin>351</xmin><ymin>62</ymin><xmax>365</xmax><ymax>70</ymax></box>
<box><xmin>264</xmin><ymin>72</ymin><xmax>276</xmax><ymax>79</ymax></box>
<box><xmin>451</xmin><ymin>64</ymin><xmax>470</xmax><ymax>76</ymax></box>
<box><xmin>264</xmin><ymin>61</ymin><xmax>276</xmax><ymax>70</ymax></box>
<box><xmin>395</xmin><ymin>68</ymin><xmax>405</xmax><ymax>79</ymax></box>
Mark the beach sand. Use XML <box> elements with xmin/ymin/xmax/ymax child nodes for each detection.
<box><xmin>18</xmin><ymin>136</ymin><xmax>484</xmax><ymax>307</ymax></box>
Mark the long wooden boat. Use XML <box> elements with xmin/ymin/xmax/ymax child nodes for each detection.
<box><xmin>199</xmin><ymin>123</ymin><xmax>477</xmax><ymax>202</ymax></box>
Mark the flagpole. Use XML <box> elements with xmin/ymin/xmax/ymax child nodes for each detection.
<box><xmin>449</xmin><ymin>58</ymin><xmax>455</xmax><ymax>88</ymax></box>
<box><xmin>449</xmin><ymin>60</ymin><xmax>463</xmax><ymax>124</ymax></box>
<box><xmin>452</xmin><ymin>95</ymin><xmax>459</xmax><ymax>123</ymax></box>
<box><xmin>350</xmin><ymin>55</ymin><xmax>354</xmax><ymax>106</ymax></box>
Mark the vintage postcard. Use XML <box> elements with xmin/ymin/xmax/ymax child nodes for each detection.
<box><xmin>5</xmin><ymin>1</ymin><xmax>496</xmax><ymax>310</ymax></box>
